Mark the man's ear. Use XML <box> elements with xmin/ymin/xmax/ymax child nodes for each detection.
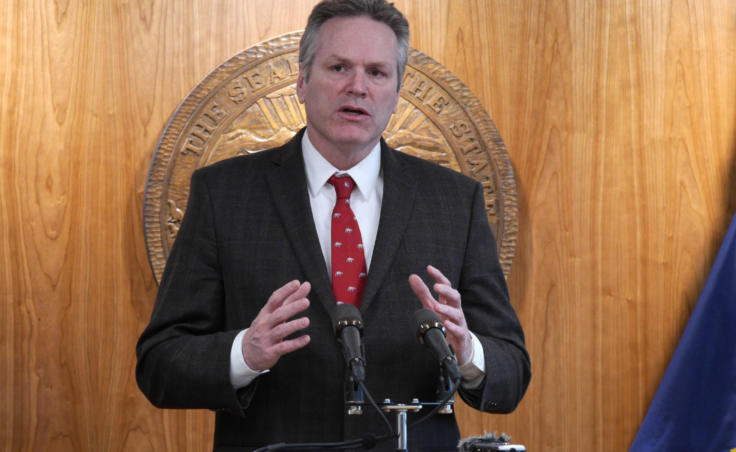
<box><xmin>296</xmin><ymin>67</ymin><xmax>306</xmax><ymax>104</ymax></box>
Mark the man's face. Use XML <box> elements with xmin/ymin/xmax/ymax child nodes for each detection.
<box><xmin>296</xmin><ymin>16</ymin><xmax>400</xmax><ymax>164</ymax></box>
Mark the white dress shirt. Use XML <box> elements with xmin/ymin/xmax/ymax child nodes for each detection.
<box><xmin>230</xmin><ymin>130</ymin><xmax>485</xmax><ymax>389</ymax></box>
<box><xmin>302</xmin><ymin>130</ymin><xmax>383</xmax><ymax>275</ymax></box>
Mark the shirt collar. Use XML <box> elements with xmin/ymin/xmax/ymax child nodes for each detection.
<box><xmin>301</xmin><ymin>129</ymin><xmax>381</xmax><ymax>199</ymax></box>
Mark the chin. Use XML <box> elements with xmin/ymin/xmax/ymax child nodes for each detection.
<box><xmin>332</xmin><ymin>127</ymin><xmax>379</xmax><ymax>146</ymax></box>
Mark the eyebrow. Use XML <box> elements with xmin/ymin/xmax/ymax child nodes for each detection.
<box><xmin>323</xmin><ymin>54</ymin><xmax>393</xmax><ymax>69</ymax></box>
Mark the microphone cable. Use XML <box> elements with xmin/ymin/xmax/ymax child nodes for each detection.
<box><xmin>407</xmin><ymin>373</ymin><xmax>461</xmax><ymax>430</ymax></box>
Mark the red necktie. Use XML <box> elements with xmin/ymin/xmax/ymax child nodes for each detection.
<box><xmin>328</xmin><ymin>174</ymin><xmax>367</xmax><ymax>307</ymax></box>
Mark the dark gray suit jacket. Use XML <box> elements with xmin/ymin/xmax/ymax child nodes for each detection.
<box><xmin>136</xmin><ymin>129</ymin><xmax>530</xmax><ymax>451</ymax></box>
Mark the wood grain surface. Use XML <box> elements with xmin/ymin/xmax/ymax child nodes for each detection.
<box><xmin>1</xmin><ymin>1</ymin><xmax>734</xmax><ymax>450</ymax></box>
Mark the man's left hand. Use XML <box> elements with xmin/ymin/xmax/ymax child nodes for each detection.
<box><xmin>408</xmin><ymin>265</ymin><xmax>472</xmax><ymax>365</ymax></box>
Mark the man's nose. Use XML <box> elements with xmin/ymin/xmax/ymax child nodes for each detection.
<box><xmin>346</xmin><ymin>70</ymin><xmax>367</xmax><ymax>97</ymax></box>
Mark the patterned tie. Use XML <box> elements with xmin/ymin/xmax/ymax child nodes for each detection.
<box><xmin>328</xmin><ymin>174</ymin><xmax>367</xmax><ymax>307</ymax></box>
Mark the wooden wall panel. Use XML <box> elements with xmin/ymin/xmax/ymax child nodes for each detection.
<box><xmin>1</xmin><ymin>1</ymin><xmax>734</xmax><ymax>451</ymax></box>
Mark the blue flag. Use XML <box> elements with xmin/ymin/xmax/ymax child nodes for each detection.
<box><xmin>630</xmin><ymin>214</ymin><xmax>736</xmax><ymax>452</ymax></box>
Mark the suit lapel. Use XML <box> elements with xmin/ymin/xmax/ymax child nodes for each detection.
<box><xmin>360</xmin><ymin>141</ymin><xmax>417</xmax><ymax>311</ymax></box>
<box><xmin>266</xmin><ymin>132</ymin><xmax>336</xmax><ymax>316</ymax></box>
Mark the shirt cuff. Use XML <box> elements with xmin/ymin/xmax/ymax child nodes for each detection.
<box><xmin>230</xmin><ymin>329</ymin><xmax>269</xmax><ymax>389</ymax></box>
<box><xmin>459</xmin><ymin>332</ymin><xmax>486</xmax><ymax>389</ymax></box>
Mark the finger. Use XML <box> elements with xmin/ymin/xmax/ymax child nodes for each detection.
<box><xmin>427</xmin><ymin>265</ymin><xmax>451</xmax><ymax>285</ymax></box>
<box><xmin>443</xmin><ymin>320</ymin><xmax>472</xmax><ymax>364</ymax></box>
<box><xmin>264</xmin><ymin>280</ymin><xmax>302</xmax><ymax>312</ymax></box>
<box><xmin>268</xmin><ymin>297</ymin><xmax>310</xmax><ymax>327</ymax></box>
<box><xmin>433</xmin><ymin>283</ymin><xmax>461</xmax><ymax>308</ymax></box>
<box><xmin>266</xmin><ymin>282</ymin><xmax>311</xmax><ymax>327</ymax></box>
<box><xmin>433</xmin><ymin>302</ymin><xmax>465</xmax><ymax>326</ymax></box>
<box><xmin>281</xmin><ymin>281</ymin><xmax>311</xmax><ymax>306</ymax></box>
<box><xmin>271</xmin><ymin>315</ymin><xmax>310</xmax><ymax>340</ymax></box>
<box><xmin>408</xmin><ymin>274</ymin><xmax>438</xmax><ymax>310</ymax></box>
<box><xmin>426</xmin><ymin>266</ymin><xmax>458</xmax><ymax>306</ymax></box>
<box><xmin>270</xmin><ymin>334</ymin><xmax>311</xmax><ymax>356</ymax></box>
<box><xmin>443</xmin><ymin>318</ymin><xmax>468</xmax><ymax>340</ymax></box>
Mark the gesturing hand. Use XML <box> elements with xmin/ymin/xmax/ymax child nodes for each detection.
<box><xmin>242</xmin><ymin>280</ymin><xmax>312</xmax><ymax>371</ymax></box>
<box><xmin>408</xmin><ymin>265</ymin><xmax>472</xmax><ymax>365</ymax></box>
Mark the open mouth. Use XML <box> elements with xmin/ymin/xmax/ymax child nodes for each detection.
<box><xmin>339</xmin><ymin>106</ymin><xmax>369</xmax><ymax>117</ymax></box>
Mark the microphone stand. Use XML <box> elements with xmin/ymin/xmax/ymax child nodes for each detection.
<box><xmin>436</xmin><ymin>362</ymin><xmax>456</xmax><ymax>414</ymax></box>
<box><xmin>256</xmin><ymin>308</ymin><xmax>463</xmax><ymax>451</ymax></box>
<box><xmin>255</xmin><ymin>365</ymin><xmax>460</xmax><ymax>451</ymax></box>
<box><xmin>379</xmin><ymin>399</ymin><xmax>423</xmax><ymax>452</ymax></box>
<box><xmin>380</xmin><ymin>367</ymin><xmax>460</xmax><ymax>452</ymax></box>
<box><xmin>344</xmin><ymin>363</ymin><xmax>365</xmax><ymax>415</ymax></box>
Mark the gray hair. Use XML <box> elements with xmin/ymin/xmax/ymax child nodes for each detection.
<box><xmin>299</xmin><ymin>0</ymin><xmax>410</xmax><ymax>91</ymax></box>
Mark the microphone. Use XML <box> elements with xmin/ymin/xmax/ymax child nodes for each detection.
<box><xmin>411</xmin><ymin>309</ymin><xmax>461</xmax><ymax>383</ymax></box>
<box><xmin>335</xmin><ymin>303</ymin><xmax>366</xmax><ymax>383</ymax></box>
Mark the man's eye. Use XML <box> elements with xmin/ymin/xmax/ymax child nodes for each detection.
<box><xmin>369</xmin><ymin>69</ymin><xmax>387</xmax><ymax>78</ymax></box>
<box><xmin>332</xmin><ymin>65</ymin><xmax>346</xmax><ymax>72</ymax></box>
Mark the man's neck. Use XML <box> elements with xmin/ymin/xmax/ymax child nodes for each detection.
<box><xmin>305</xmin><ymin>130</ymin><xmax>379</xmax><ymax>171</ymax></box>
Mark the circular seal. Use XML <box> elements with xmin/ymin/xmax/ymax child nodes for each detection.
<box><xmin>143</xmin><ymin>32</ymin><xmax>517</xmax><ymax>283</ymax></box>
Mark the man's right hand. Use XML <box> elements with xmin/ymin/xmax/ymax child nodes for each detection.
<box><xmin>242</xmin><ymin>280</ymin><xmax>312</xmax><ymax>371</ymax></box>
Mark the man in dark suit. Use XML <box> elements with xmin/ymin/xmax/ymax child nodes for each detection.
<box><xmin>136</xmin><ymin>1</ymin><xmax>530</xmax><ymax>450</ymax></box>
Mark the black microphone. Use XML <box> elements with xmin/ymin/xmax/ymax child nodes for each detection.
<box><xmin>335</xmin><ymin>303</ymin><xmax>366</xmax><ymax>383</ymax></box>
<box><xmin>411</xmin><ymin>309</ymin><xmax>461</xmax><ymax>382</ymax></box>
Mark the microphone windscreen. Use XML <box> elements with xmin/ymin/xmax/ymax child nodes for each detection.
<box><xmin>411</xmin><ymin>308</ymin><xmax>445</xmax><ymax>338</ymax></box>
<box><xmin>335</xmin><ymin>303</ymin><xmax>363</xmax><ymax>335</ymax></box>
